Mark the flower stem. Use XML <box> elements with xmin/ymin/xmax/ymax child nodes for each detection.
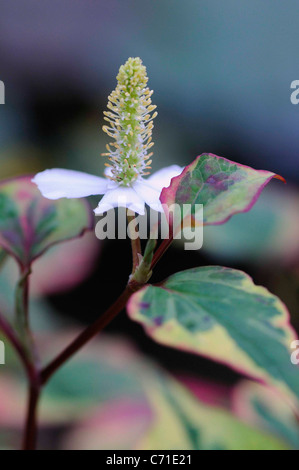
<box><xmin>41</xmin><ymin>210</ymin><xmax>149</xmax><ymax>386</ymax></box>
<box><xmin>40</xmin><ymin>212</ymin><xmax>173</xmax><ymax>386</ymax></box>
<box><xmin>127</xmin><ymin>211</ymin><xmax>142</xmax><ymax>273</ymax></box>
<box><xmin>40</xmin><ymin>284</ymin><xmax>139</xmax><ymax>385</ymax></box>
<box><xmin>1</xmin><ymin>208</ymin><xmax>174</xmax><ymax>449</ymax></box>
<box><xmin>151</xmin><ymin>214</ymin><xmax>174</xmax><ymax>270</ymax></box>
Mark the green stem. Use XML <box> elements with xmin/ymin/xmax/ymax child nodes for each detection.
<box><xmin>15</xmin><ymin>268</ymin><xmax>40</xmax><ymax>364</ymax></box>
<box><xmin>15</xmin><ymin>268</ymin><xmax>31</xmax><ymax>338</ymax></box>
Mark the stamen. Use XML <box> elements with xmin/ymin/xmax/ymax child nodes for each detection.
<box><xmin>102</xmin><ymin>57</ymin><xmax>157</xmax><ymax>186</ymax></box>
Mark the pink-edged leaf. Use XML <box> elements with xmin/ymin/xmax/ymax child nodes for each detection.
<box><xmin>0</xmin><ymin>232</ymin><xmax>101</xmax><ymax>304</ymax></box>
<box><xmin>63</xmin><ymin>398</ymin><xmax>153</xmax><ymax>450</ymax></box>
<box><xmin>0</xmin><ymin>176</ymin><xmax>94</xmax><ymax>268</ymax></box>
<box><xmin>160</xmin><ymin>153</ymin><xmax>285</xmax><ymax>227</ymax></box>
<box><xmin>30</xmin><ymin>231</ymin><xmax>101</xmax><ymax>297</ymax></box>
<box><xmin>127</xmin><ymin>266</ymin><xmax>299</xmax><ymax>404</ymax></box>
<box><xmin>178</xmin><ymin>376</ymin><xmax>231</xmax><ymax>409</ymax></box>
<box><xmin>232</xmin><ymin>381</ymin><xmax>299</xmax><ymax>449</ymax></box>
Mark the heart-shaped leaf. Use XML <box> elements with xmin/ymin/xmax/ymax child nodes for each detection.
<box><xmin>0</xmin><ymin>176</ymin><xmax>94</xmax><ymax>268</ymax></box>
<box><xmin>160</xmin><ymin>153</ymin><xmax>284</xmax><ymax>228</ymax></box>
<box><xmin>127</xmin><ymin>266</ymin><xmax>299</xmax><ymax>403</ymax></box>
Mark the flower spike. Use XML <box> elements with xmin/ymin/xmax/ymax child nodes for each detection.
<box><xmin>102</xmin><ymin>57</ymin><xmax>157</xmax><ymax>186</ymax></box>
<box><xmin>32</xmin><ymin>57</ymin><xmax>182</xmax><ymax>215</ymax></box>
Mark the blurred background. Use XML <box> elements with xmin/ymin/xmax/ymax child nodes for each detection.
<box><xmin>0</xmin><ymin>0</ymin><xmax>298</xmax><ymax>449</ymax></box>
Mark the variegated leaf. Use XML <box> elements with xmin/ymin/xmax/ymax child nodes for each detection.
<box><xmin>160</xmin><ymin>153</ymin><xmax>284</xmax><ymax>230</ymax></box>
<box><xmin>127</xmin><ymin>266</ymin><xmax>299</xmax><ymax>403</ymax></box>
<box><xmin>0</xmin><ymin>176</ymin><xmax>94</xmax><ymax>268</ymax></box>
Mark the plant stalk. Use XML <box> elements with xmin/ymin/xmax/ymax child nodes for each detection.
<box><xmin>22</xmin><ymin>383</ymin><xmax>41</xmax><ymax>450</ymax></box>
<box><xmin>41</xmin><ymin>284</ymin><xmax>139</xmax><ymax>385</ymax></box>
<box><xmin>127</xmin><ymin>211</ymin><xmax>142</xmax><ymax>272</ymax></box>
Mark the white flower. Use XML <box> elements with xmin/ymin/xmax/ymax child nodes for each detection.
<box><xmin>32</xmin><ymin>165</ymin><xmax>183</xmax><ymax>215</ymax></box>
<box><xmin>33</xmin><ymin>58</ymin><xmax>183</xmax><ymax>215</ymax></box>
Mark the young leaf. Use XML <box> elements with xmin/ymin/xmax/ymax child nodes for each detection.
<box><xmin>0</xmin><ymin>176</ymin><xmax>94</xmax><ymax>268</ymax></box>
<box><xmin>127</xmin><ymin>266</ymin><xmax>299</xmax><ymax>403</ymax></box>
<box><xmin>160</xmin><ymin>153</ymin><xmax>284</xmax><ymax>228</ymax></box>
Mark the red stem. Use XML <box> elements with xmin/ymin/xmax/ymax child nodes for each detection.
<box><xmin>151</xmin><ymin>216</ymin><xmax>174</xmax><ymax>270</ymax></box>
<box><xmin>1</xmin><ymin>213</ymin><xmax>173</xmax><ymax>449</ymax></box>
<box><xmin>0</xmin><ymin>310</ymin><xmax>41</xmax><ymax>450</ymax></box>
<box><xmin>19</xmin><ymin>270</ymin><xmax>42</xmax><ymax>451</ymax></box>
<box><xmin>40</xmin><ymin>284</ymin><xmax>138</xmax><ymax>385</ymax></box>
<box><xmin>151</xmin><ymin>236</ymin><xmax>173</xmax><ymax>270</ymax></box>
<box><xmin>41</xmin><ymin>213</ymin><xmax>174</xmax><ymax>386</ymax></box>
<box><xmin>22</xmin><ymin>384</ymin><xmax>40</xmax><ymax>450</ymax></box>
<box><xmin>127</xmin><ymin>212</ymin><xmax>142</xmax><ymax>272</ymax></box>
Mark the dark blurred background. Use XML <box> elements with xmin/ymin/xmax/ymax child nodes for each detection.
<box><xmin>0</xmin><ymin>0</ymin><xmax>298</xmax><ymax>386</ymax></box>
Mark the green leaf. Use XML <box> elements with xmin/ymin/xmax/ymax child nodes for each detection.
<box><xmin>160</xmin><ymin>153</ymin><xmax>284</xmax><ymax>229</ymax></box>
<box><xmin>54</xmin><ymin>335</ymin><xmax>287</xmax><ymax>450</ymax></box>
<box><xmin>127</xmin><ymin>266</ymin><xmax>299</xmax><ymax>403</ymax></box>
<box><xmin>137</xmin><ymin>377</ymin><xmax>289</xmax><ymax>450</ymax></box>
<box><xmin>64</xmin><ymin>374</ymin><xmax>288</xmax><ymax>450</ymax></box>
<box><xmin>0</xmin><ymin>335</ymin><xmax>151</xmax><ymax>429</ymax></box>
<box><xmin>44</xmin><ymin>359</ymin><xmax>143</xmax><ymax>405</ymax></box>
<box><xmin>0</xmin><ymin>176</ymin><xmax>94</xmax><ymax>268</ymax></box>
<box><xmin>233</xmin><ymin>381</ymin><xmax>299</xmax><ymax>449</ymax></box>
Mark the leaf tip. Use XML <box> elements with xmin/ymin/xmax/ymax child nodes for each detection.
<box><xmin>274</xmin><ymin>174</ymin><xmax>286</xmax><ymax>184</ymax></box>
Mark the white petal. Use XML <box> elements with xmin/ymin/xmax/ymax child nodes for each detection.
<box><xmin>133</xmin><ymin>181</ymin><xmax>163</xmax><ymax>212</ymax></box>
<box><xmin>32</xmin><ymin>169</ymin><xmax>109</xmax><ymax>200</ymax></box>
<box><xmin>146</xmin><ymin>165</ymin><xmax>183</xmax><ymax>192</ymax></box>
<box><xmin>94</xmin><ymin>186</ymin><xmax>145</xmax><ymax>215</ymax></box>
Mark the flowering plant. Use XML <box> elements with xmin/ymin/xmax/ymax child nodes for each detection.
<box><xmin>0</xmin><ymin>58</ymin><xmax>298</xmax><ymax>450</ymax></box>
